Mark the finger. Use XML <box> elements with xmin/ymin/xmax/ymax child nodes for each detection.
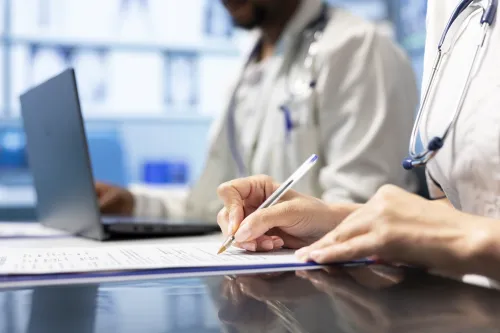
<box><xmin>234</xmin><ymin>241</ymin><xmax>257</xmax><ymax>252</ymax></box>
<box><xmin>267</xmin><ymin>229</ymin><xmax>310</xmax><ymax>249</ymax></box>
<box><xmin>217</xmin><ymin>176</ymin><xmax>276</xmax><ymax>234</ymax></box>
<box><xmin>271</xmin><ymin>235</ymin><xmax>285</xmax><ymax>249</ymax></box>
<box><xmin>308</xmin><ymin>234</ymin><xmax>380</xmax><ymax>264</ymax></box>
<box><xmin>238</xmin><ymin>235</ymin><xmax>277</xmax><ymax>252</ymax></box>
<box><xmin>295</xmin><ymin>231</ymin><xmax>337</xmax><ymax>261</ymax></box>
<box><xmin>216</xmin><ymin>208</ymin><xmax>230</xmax><ymax>236</ymax></box>
<box><xmin>295</xmin><ymin>210</ymin><xmax>372</xmax><ymax>260</ymax></box>
<box><xmin>329</xmin><ymin>207</ymin><xmax>374</xmax><ymax>243</ymax></box>
<box><xmin>233</xmin><ymin>201</ymin><xmax>298</xmax><ymax>243</ymax></box>
<box><xmin>234</xmin><ymin>235</ymin><xmax>284</xmax><ymax>252</ymax></box>
<box><xmin>98</xmin><ymin>189</ymin><xmax>118</xmax><ymax>209</ymax></box>
<box><xmin>254</xmin><ymin>235</ymin><xmax>284</xmax><ymax>251</ymax></box>
<box><xmin>94</xmin><ymin>182</ymin><xmax>107</xmax><ymax>196</ymax></box>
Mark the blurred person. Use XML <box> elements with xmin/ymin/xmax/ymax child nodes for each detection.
<box><xmin>215</xmin><ymin>0</ymin><xmax>500</xmax><ymax>281</ymax></box>
<box><xmin>96</xmin><ymin>0</ymin><xmax>418</xmax><ymax>221</ymax></box>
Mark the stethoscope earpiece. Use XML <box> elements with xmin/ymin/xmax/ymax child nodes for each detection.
<box><xmin>427</xmin><ymin>136</ymin><xmax>444</xmax><ymax>151</ymax></box>
<box><xmin>402</xmin><ymin>158</ymin><xmax>415</xmax><ymax>170</ymax></box>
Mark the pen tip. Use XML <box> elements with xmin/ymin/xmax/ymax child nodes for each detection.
<box><xmin>217</xmin><ymin>247</ymin><xmax>226</xmax><ymax>255</ymax></box>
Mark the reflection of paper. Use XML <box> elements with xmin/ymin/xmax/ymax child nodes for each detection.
<box><xmin>0</xmin><ymin>223</ymin><xmax>69</xmax><ymax>239</ymax></box>
<box><xmin>0</xmin><ymin>243</ymin><xmax>306</xmax><ymax>275</ymax></box>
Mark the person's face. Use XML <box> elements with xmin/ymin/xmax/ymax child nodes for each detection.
<box><xmin>221</xmin><ymin>0</ymin><xmax>281</xmax><ymax>29</ymax></box>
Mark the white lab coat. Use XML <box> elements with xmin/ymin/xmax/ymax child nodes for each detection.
<box><xmin>422</xmin><ymin>0</ymin><xmax>500</xmax><ymax>216</ymax></box>
<box><xmin>132</xmin><ymin>0</ymin><xmax>419</xmax><ymax>221</ymax></box>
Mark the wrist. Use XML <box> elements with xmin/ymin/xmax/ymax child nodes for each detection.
<box><xmin>327</xmin><ymin>202</ymin><xmax>362</xmax><ymax>224</ymax></box>
<box><xmin>465</xmin><ymin>218</ymin><xmax>500</xmax><ymax>279</ymax></box>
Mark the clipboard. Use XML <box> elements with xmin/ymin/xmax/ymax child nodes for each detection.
<box><xmin>0</xmin><ymin>259</ymin><xmax>378</xmax><ymax>289</ymax></box>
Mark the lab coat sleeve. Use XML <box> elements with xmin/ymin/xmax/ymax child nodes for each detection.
<box><xmin>317</xmin><ymin>26</ymin><xmax>419</xmax><ymax>203</ymax></box>
<box><xmin>129</xmin><ymin>85</ymin><xmax>238</xmax><ymax>219</ymax></box>
<box><xmin>131</xmin><ymin>187</ymin><xmax>189</xmax><ymax>218</ymax></box>
<box><xmin>129</xmin><ymin>116</ymin><xmax>227</xmax><ymax>219</ymax></box>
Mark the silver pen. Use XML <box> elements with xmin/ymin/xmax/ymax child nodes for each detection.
<box><xmin>217</xmin><ymin>154</ymin><xmax>318</xmax><ymax>254</ymax></box>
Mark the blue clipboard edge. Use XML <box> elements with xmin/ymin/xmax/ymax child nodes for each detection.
<box><xmin>0</xmin><ymin>259</ymin><xmax>376</xmax><ymax>289</ymax></box>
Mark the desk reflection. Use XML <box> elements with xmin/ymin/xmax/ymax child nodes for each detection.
<box><xmin>0</xmin><ymin>267</ymin><xmax>500</xmax><ymax>333</ymax></box>
<box><xmin>213</xmin><ymin>267</ymin><xmax>500</xmax><ymax>333</ymax></box>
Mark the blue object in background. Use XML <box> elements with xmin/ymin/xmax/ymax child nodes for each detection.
<box><xmin>86</xmin><ymin>130</ymin><xmax>128</xmax><ymax>187</ymax></box>
<box><xmin>0</xmin><ymin>129</ymin><xmax>27</xmax><ymax>169</ymax></box>
<box><xmin>397</xmin><ymin>0</ymin><xmax>427</xmax><ymax>52</ymax></box>
<box><xmin>143</xmin><ymin>160</ymin><xmax>188</xmax><ymax>185</ymax></box>
<box><xmin>204</xmin><ymin>0</ymin><xmax>233</xmax><ymax>38</ymax></box>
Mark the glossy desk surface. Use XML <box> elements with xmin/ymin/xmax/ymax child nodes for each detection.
<box><xmin>1</xmin><ymin>266</ymin><xmax>500</xmax><ymax>333</ymax></box>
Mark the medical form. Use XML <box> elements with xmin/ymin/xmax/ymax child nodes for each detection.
<box><xmin>0</xmin><ymin>243</ymin><xmax>311</xmax><ymax>275</ymax></box>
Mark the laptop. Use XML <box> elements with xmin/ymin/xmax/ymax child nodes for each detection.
<box><xmin>19</xmin><ymin>68</ymin><xmax>220</xmax><ymax>240</ymax></box>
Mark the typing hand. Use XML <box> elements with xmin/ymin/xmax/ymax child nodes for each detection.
<box><xmin>95</xmin><ymin>182</ymin><xmax>134</xmax><ymax>216</ymax></box>
<box><xmin>217</xmin><ymin>175</ymin><xmax>349</xmax><ymax>252</ymax></box>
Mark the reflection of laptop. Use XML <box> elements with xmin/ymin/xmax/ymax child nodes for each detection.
<box><xmin>20</xmin><ymin>68</ymin><xmax>220</xmax><ymax>240</ymax></box>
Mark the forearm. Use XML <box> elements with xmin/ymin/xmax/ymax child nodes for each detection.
<box><xmin>468</xmin><ymin>219</ymin><xmax>500</xmax><ymax>281</ymax></box>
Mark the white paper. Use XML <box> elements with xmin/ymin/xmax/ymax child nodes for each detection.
<box><xmin>0</xmin><ymin>223</ymin><xmax>69</xmax><ymax>238</ymax></box>
<box><xmin>0</xmin><ymin>243</ymin><xmax>305</xmax><ymax>275</ymax></box>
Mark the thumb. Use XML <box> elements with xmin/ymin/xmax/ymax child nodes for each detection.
<box><xmin>217</xmin><ymin>180</ymin><xmax>247</xmax><ymax>234</ymax></box>
<box><xmin>217</xmin><ymin>175</ymin><xmax>275</xmax><ymax>234</ymax></box>
<box><xmin>233</xmin><ymin>202</ymin><xmax>296</xmax><ymax>243</ymax></box>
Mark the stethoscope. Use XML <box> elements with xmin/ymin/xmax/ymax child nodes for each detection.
<box><xmin>403</xmin><ymin>0</ymin><xmax>497</xmax><ymax>170</ymax></box>
<box><xmin>227</xmin><ymin>4</ymin><xmax>329</xmax><ymax>176</ymax></box>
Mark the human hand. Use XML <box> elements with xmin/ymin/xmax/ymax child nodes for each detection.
<box><xmin>217</xmin><ymin>175</ymin><xmax>356</xmax><ymax>252</ymax></box>
<box><xmin>296</xmin><ymin>185</ymin><xmax>492</xmax><ymax>276</ymax></box>
<box><xmin>95</xmin><ymin>182</ymin><xmax>134</xmax><ymax>216</ymax></box>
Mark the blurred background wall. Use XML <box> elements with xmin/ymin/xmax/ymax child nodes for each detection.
<box><xmin>0</xmin><ymin>0</ymin><xmax>427</xmax><ymax>215</ymax></box>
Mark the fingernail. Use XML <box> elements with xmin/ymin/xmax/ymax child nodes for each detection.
<box><xmin>240</xmin><ymin>243</ymin><xmax>257</xmax><ymax>252</ymax></box>
<box><xmin>309</xmin><ymin>250</ymin><xmax>322</xmax><ymax>261</ymax></box>
<box><xmin>273</xmin><ymin>238</ymin><xmax>284</xmax><ymax>248</ymax></box>
<box><xmin>296</xmin><ymin>254</ymin><xmax>309</xmax><ymax>262</ymax></box>
<box><xmin>234</xmin><ymin>224</ymin><xmax>252</xmax><ymax>242</ymax></box>
<box><xmin>295</xmin><ymin>249</ymin><xmax>310</xmax><ymax>262</ymax></box>
<box><xmin>295</xmin><ymin>247</ymin><xmax>308</xmax><ymax>257</ymax></box>
<box><xmin>227</xmin><ymin>219</ymin><xmax>236</xmax><ymax>235</ymax></box>
<box><xmin>261</xmin><ymin>239</ymin><xmax>273</xmax><ymax>250</ymax></box>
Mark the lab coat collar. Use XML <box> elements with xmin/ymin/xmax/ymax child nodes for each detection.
<box><xmin>275</xmin><ymin>0</ymin><xmax>324</xmax><ymax>54</ymax></box>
